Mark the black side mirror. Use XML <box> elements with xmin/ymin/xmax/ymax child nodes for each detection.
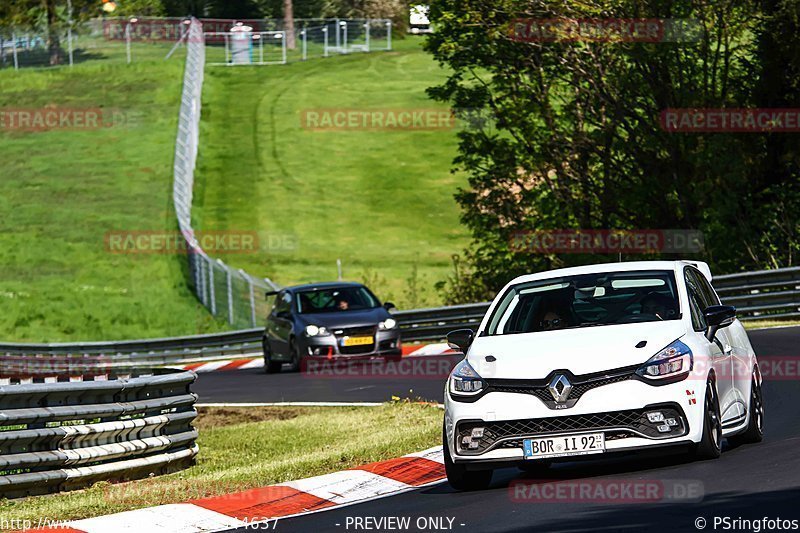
<box><xmin>383</xmin><ymin>302</ymin><xmax>396</xmax><ymax>310</ymax></box>
<box><xmin>276</xmin><ymin>311</ymin><xmax>291</xmax><ymax>320</ymax></box>
<box><xmin>704</xmin><ymin>305</ymin><xmax>736</xmax><ymax>341</ymax></box>
<box><xmin>447</xmin><ymin>329</ymin><xmax>474</xmax><ymax>353</ymax></box>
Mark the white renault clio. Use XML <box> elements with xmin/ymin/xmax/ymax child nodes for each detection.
<box><xmin>443</xmin><ymin>261</ymin><xmax>764</xmax><ymax>490</ymax></box>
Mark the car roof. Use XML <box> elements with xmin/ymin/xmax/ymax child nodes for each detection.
<box><xmin>506</xmin><ymin>260</ymin><xmax>711</xmax><ymax>286</ymax></box>
<box><xmin>285</xmin><ymin>281</ymin><xmax>366</xmax><ymax>292</ymax></box>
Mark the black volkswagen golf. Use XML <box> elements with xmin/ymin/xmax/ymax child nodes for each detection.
<box><xmin>261</xmin><ymin>282</ymin><xmax>402</xmax><ymax>373</ymax></box>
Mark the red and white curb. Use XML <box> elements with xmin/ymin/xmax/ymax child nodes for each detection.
<box><xmin>31</xmin><ymin>447</ymin><xmax>445</xmax><ymax>533</ymax></box>
<box><xmin>175</xmin><ymin>343</ymin><xmax>457</xmax><ymax>373</ymax></box>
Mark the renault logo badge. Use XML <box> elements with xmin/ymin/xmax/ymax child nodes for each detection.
<box><xmin>548</xmin><ymin>374</ymin><xmax>573</xmax><ymax>403</ymax></box>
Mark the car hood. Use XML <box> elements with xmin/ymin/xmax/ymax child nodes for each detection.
<box><xmin>298</xmin><ymin>308</ymin><xmax>390</xmax><ymax>329</ymax></box>
<box><xmin>466</xmin><ymin>321</ymin><xmax>688</xmax><ymax>379</ymax></box>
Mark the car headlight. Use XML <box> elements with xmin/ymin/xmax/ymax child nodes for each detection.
<box><xmin>448</xmin><ymin>359</ymin><xmax>485</xmax><ymax>398</ymax></box>
<box><xmin>304</xmin><ymin>325</ymin><xmax>330</xmax><ymax>337</ymax></box>
<box><xmin>636</xmin><ymin>339</ymin><xmax>693</xmax><ymax>381</ymax></box>
<box><xmin>379</xmin><ymin>318</ymin><xmax>397</xmax><ymax>330</ymax></box>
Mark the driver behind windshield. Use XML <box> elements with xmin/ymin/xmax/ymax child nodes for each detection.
<box><xmin>640</xmin><ymin>292</ymin><xmax>677</xmax><ymax>320</ymax></box>
<box><xmin>534</xmin><ymin>295</ymin><xmax>574</xmax><ymax>331</ymax></box>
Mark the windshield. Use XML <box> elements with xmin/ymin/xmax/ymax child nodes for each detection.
<box><xmin>485</xmin><ymin>270</ymin><xmax>681</xmax><ymax>335</ymax></box>
<box><xmin>295</xmin><ymin>286</ymin><xmax>380</xmax><ymax>314</ymax></box>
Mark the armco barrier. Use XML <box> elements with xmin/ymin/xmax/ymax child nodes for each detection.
<box><xmin>0</xmin><ymin>267</ymin><xmax>798</xmax><ymax>367</ymax></box>
<box><xmin>0</xmin><ymin>369</ymin><xmax>198</xmax><ymax>498</ymax></box>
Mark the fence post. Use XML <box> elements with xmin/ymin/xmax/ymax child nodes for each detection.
<box><xmin>208</xmin><ymin>256</ymin><xmax>216</xmax><ymax>316</ymax></box>
<box><xmin>322</xmin><ymin>27</ymin><xmax>328</xmax><ymax>57</ymax></box>
<box><xmin>281</xmin><ymin>32</ymin><xmax>287</xmax><ymax>64</ymax></box>
<box><xmin>218</xmin><ymin>259</ymin><xmax>233</xmax><ymax>325</ymax></box>
<box><xmin>364</xmin><ymin>21</ymin><xmax>370</xmax><ymax>52</ymax></box>
<box><xmin>12</xmin><ymin>33</ymin><xmax>18</xmax><ymax>70</ymax></box>
<box><xmin>301</xmin><ymin>29</ymin><xmax>307</xmax><ymax>60</ymax></box>
<box><xmin>241</xmin><ymin>269</ymin><xmax>257</xmax><ymax>327</ymax></box>
<box><xmin>67</xmin><ymin>0</ymin><xmax>74</xmax><ymax>67</ymax></box>
<box><xmin>386</xmin><ymin>21</ymin><xmax>392</xmax><ymax>51</ymax></box>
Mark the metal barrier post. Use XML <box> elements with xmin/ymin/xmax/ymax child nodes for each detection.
<box><xmin>386</xmin><ymin>21</ymin><xmax>392</xmax><ymax>51</ymax></box>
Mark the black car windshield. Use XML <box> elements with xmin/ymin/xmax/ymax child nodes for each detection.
<box><xmin>296</xmin><ymin>286</ymin><xmax>380</xmax><ymax>314</ymax></box>
<box><xmin>485</xmin><ymin>270</ymin><xmax>681</xmax><ymax>335</ymax></box>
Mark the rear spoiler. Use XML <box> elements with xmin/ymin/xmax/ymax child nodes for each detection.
<box><xmin>683</xmin><ymin>261</ymin><xmax>712</xmax><ymax>282</ymax></box>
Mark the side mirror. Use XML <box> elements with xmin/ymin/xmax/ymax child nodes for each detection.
<box><xmin>704</xmin><ymin>305</ymin><xmax>736</xmax><ymax>341</ymax></box>
<box><xmin>446</xmin><ymin>328</ymin><xmax>474</xmax><ymax>353</ymax></box>
<box><xmin>383</xmin><ymin>301</ymin><xmax>396</xmax><ymax>310</ymax></box>
<box><xmin>276</xmin><ymin>311</ymin><xmax>292</xmax><ymax>320</ymax></box>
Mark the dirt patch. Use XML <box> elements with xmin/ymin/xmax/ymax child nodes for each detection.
<box><xmin>194</xmin><ymin>406</ymin><xmax>311</xmax><ymax>429</ymax></box>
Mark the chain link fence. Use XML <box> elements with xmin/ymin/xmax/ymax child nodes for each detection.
<box><xmin>172</xmin><ymin>17</ymin><xmax>398</xmax><ymax>329</ymax></box>
<box><xmin>174</xmin><ymin>18</ymin><xmax>280</xmax><ymax>330</ymax></box>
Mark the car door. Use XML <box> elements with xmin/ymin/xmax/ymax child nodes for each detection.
<box><xmin>693</xmin><ymin>268</ymin><xmax>748</xmax><ymax>424</ymax></box>
<box><xmin>684</xmin><ymin>267</ymin><xmax>737</xmax><ymax>423</ymax></box>
<box><xmin>267</xmin><ymin>291</ymin><xmax>294</xmax><ymax>358</ymax></box>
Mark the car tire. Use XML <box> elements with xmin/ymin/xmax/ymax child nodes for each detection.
<box><xmin>729</xmin><ymin>371</ymin><xmax>764</xmax><ymax>445</ymax></box>
<box><xmin>443</xmin><ymin>425</ymin><xmax>493</xmax><ymax>491</ymax></box>
<box><xmin>263</xmin><ymin>338</ymin><xmax>282</xmax><ymax>374</ymax></box>
<box><xmin>289</xmin><ymin>338</ymin><xmax>302</xmax><ymax>372</ymax></box>
<box><xmin>693</xmin><ymin>377</ymin><xmax>722</xmax><ymax>460</ymax></box>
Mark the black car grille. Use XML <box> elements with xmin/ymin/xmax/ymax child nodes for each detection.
<box><xmin>456</xmin><ymin>405</ymin><xmax>687</xmax><ymax>455</ymax></box>
<box><xmin>484</xmin><ymin>366</ymin><xmax>637</xmax><ymax>409</ymax></box>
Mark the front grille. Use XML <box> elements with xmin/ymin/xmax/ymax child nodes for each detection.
<box><xmin>456</xmin><ymin>405</ymin><xmax>686</xmax><ymax>455</ymax></box>
<box><xmin>484</xmin><ymin>366</ymin><xmax>637</xmax><ymax>409</ymax></box>
<box><xmin>335</xmin><ymin>326</ymin><xmax>376</xmax><ymax>355</ymax></box>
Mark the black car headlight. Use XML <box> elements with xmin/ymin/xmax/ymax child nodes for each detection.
<box><xmin>636</xmin><ymin>339</ymin><xmax>693</xmax><ymax>381</ymax></box>
<box><xmin>449</xmin><ymin>359</ymin><xmax>485</xmax><ymax>398</ymax></box>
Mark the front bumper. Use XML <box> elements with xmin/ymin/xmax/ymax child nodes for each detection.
<box><xmin>302</xmin><ymin>328</ymin><xmax>402</xmax><ymax>358</ymax></box>
<box><xmin>444</xmin><ymin>376</ymin><xmax>705</xmax><ymax>464</ymax></box>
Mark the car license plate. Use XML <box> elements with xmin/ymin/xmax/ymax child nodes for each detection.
<box><xmin>523</xmin><ymin>432</ymin><xmax>605</xmax><ymax>460</ymax></box>
<box><xmin>342</xmin><ymin>336</ymin><xmax>373</xmax><ymax>347</ymax></box>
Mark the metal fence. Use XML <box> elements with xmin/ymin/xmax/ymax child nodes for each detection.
<box><xmin>0</xmin><ymin>369</ymin><xmax>198</xmax><ymax>498</ymax></box>
<box><xmin>0</xmin><ymin>17</ymin><xmax>392</xmax><ymax>70</ymax></box>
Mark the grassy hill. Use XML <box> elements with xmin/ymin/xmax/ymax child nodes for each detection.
<box><xmin>193</xmin><ymin>37</ymin><xmax>468</xmax><ymax>308</ymax></box>
<box><xmin>0</xmin><ymin>55</ymin><xmax>228</xmax><ymax>342</ymax></box>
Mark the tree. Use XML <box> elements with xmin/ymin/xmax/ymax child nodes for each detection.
<box><xmin>283</xmin><ymin>0</ymin><xmax>295</xmax><ymax>49</ymax></box>
<box><xmin>424</xmin><ymin>0</ymin><xmax>800</xmax><ymax>301</ymax></box>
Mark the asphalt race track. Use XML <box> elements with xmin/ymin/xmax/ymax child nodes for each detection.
<box><xmin>193</xmin><ymin>354</ymin><xmax>462</xmax><ymax>404</ymax></box>
<box><xmin>207</xmin><ymin>326</ymin><xmax>800</xmax><ymax>533</ymax></box>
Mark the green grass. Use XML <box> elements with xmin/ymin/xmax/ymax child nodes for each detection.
<box><xmin>194</xmin><ymin>36</ymin><xmax>468</xmax><ymax>308</ymax></box>
<box><xmin>0</xmin><ymin>48</ymin><xmax>229</xmax><ymax>342</ymax></box>
<box><xmin>0</xmin><ymin>403</ymin><xmax>442</xmax><ymax>523</ymax></box>
<box><xmin>743</xmin><ymin>319</ymin><xmax>800</xmax><ymax>330</ymax></box>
